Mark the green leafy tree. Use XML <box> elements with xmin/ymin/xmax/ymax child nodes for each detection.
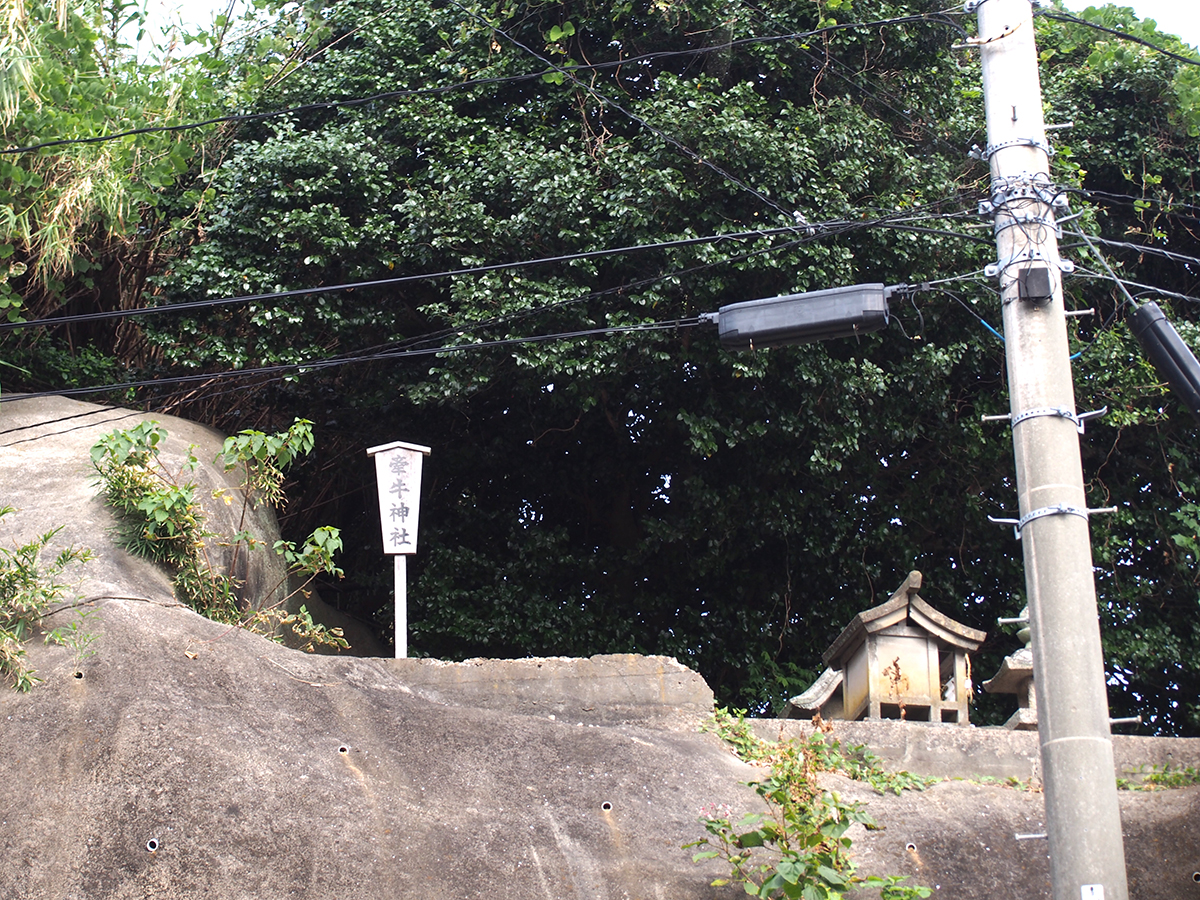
<box><xmin>11</xmin><ymin>0</ymin><xmax>1200</xmax><ymax>727</ymax></box>
<box><xmin>147</xmin><ymin>0</ymin><xmax>1006</xmax><ymax>712</ymax></box>
<box><xmin>0</xmin><ymin>0</ymin><xmax>330</xmax><ymax>386</ymax></box>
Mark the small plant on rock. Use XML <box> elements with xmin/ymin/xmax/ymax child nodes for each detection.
<box><xmin>688</xmin><ymin>709</ymin><xmax>933</xmax><ymax>899</ymax></box>
<box><xmin>91</xmin><ymin>419</ymin><xmax>347</xmax><ymax>651</ymax></box>
<box><xmin>0</xmin><ymin>506</ymin><xmax>95</xmax><ymax>690</ymax></box>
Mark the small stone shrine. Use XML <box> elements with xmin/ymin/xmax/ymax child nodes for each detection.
<box><xmin>981</xmin><ymin>606</ymin><xmax>1037</xmax><ymax>730</ymax></box>
<box><xmin>786</xmin><ymin>571</ymin><xmax>986</xmax><ymax>724</ymax></box>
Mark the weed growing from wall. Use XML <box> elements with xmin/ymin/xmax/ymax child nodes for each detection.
<box><xmin>1117</xmin><ymin>764</ymin><xmax>1200</xmax><ymax>790</ymax></box>
<box><xmin>91</xmin><ymin>419</ymin><xmax>348</xmax><ymax>651</ymax></box>
<box><xmin>688</xmin><ymin>708</ymin><xmax>933</xmax><ymax>899</ymax></box>
<box><xmin>0</xmin><ymin>506</ymin><xmax>94</xmax><ymax>690</ymax></box>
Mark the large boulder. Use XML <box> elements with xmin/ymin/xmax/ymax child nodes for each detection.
<box><xmin>3</xmin><ymin>395</ymin><xmax>1200</xmax><ymax>899</ymax></box>
<box><xmin>0</xmin><ymin>394</ymin><xmax>378</xmax><ymax>653</ymax></box>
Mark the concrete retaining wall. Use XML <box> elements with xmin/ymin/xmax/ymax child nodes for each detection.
<box><xmin>752</xmin><ymin>717</ymin><xmax>1200</xmax><ymax>783</ymax></box>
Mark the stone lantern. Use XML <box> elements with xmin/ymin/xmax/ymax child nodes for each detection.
<box><xmin>787</xmin><ymin>571</ymin><xmax>986</xmax><ymax>725</ymax></box>
<box><xmin>982</xmin><ymin>606</ymin><xmax>1037</xmax><ymax>730</ymax></box>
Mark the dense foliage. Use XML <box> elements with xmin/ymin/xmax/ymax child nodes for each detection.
<box><xmin>5</xmin><ymin>1</ymin><xmax>1200</xmax><ymax>729</ymax></box>
<box><xmin>0</xmin><ymin>0</ymin><xmax>328</xmax><ymax>380</ymax></box>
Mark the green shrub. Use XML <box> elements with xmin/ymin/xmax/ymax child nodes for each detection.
<box><xmin>689</xmin><ymin>709</ymin><xmax>933</xmax><ymax>899</ymax></box>
<box><xmin>0</xmin><ymin>506</ymin><xmax>94</xmax><ymax>690</ymax></box>
<box><xmin>91</xmin><ymin>420</ymin><xmax>348</xmax><ymax>651</ymax></box>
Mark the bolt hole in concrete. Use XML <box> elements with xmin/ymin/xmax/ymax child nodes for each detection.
<box><xmin>905</xmin><ymin>843</ymin><xmax>918</xmax><ymax>853</ymax></box>
<box><xmin>146</xmin><ymin>839</ymin><xmax>159</xmax><ymax>852</ymax></box>
<box><xmin>337</xmin><ymin>745</ymin><xmax>349</xmax><ymax>754</ymax></box>
<box><xmin>601</xmin><ymin>802</ymin><xmax>613</xmax><ymax>811</ymax></box>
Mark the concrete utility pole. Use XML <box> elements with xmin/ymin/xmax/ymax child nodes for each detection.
<box><xmin>973</xmin><ymin>1</ymin><xmax>1129</xmax><ymax>898</ymax></box>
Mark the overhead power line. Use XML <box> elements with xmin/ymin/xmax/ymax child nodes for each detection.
<box><xmin>1039</xmin><ymin>10</ymin><xmax>1200</xmax><ymax>67</ymax></box>
<box><xmin>1065</xmin><ymin>187</ymin><xmax>1200</xmax><ymax>223</ymax></box>
<box><xmin>3</xmin><ymin>12</ymin><xmax>967</xmax><ymax>156</ymax></box>
<box><xmin>0</xmin><ymin>318</ymin><xmax>706</xmax><ymax>408</ymax></box>
<box><xmin>322</xmin><ymin>208</ymin><xmax>984</xmax><ymax>363</ymax></box>
<box><xmin>0</xmin><ymin>209</ymin><xmax>985</xmax><ymax>334</ymax></box>
<box><xmin>1061</xmin><ymin>232</ymin><xmax>1200</xmax><ymax>270</ymax></box>
<box><xmin>0</xmin><ymin>202</ymin><xmax>991</xmax><ymax>429</ymax></box>
<box><xmin>1072</xmin><ymin>269</ymin><xmax>1198</xmax><ymax>307</ymax></box>
<box><xmin>0</xmin><ymin>218</ymin><xmax>886</xmax><ymax>439</ymax></box>
<box><xmin>0</xmin><ymin>224</ymin><xmax>807</xmax><ymax>332</ymax></box>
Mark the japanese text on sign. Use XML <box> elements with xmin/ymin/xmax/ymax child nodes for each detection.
<box><xmin>368</xmin><ymin>441</ymin><xmax>430</xmax><ymax>555</ymax></box>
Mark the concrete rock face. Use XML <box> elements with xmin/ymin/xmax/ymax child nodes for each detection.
<box><xmin>4</xmin><ymin>396</ymin><xmax>1200</xmax><ymax>899</ymax></box>
<box><xmin>0</xmin><ymin>600</ymin><xmax>752</xmax><ymax>900</ymax></box>
<box><xmin>0</xmin><ymin>394</ymin><xmax>378</xmax><ymax>652</ymax></box>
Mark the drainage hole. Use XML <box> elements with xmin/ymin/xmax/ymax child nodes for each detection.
<box><xmin>337</xmin><ymin>745</ymin><xmax>349</xmax><ymax>754</ymax></box>
<box><xmin>1192</xmin><ymin>872</ymin><xmax>1200</xmax><ymax>884</ymax></box>
<box><xmin>601</xmin><ymin>801</ymin><xmax>612</xmax><ymax>812</ymax></box>
<box><xmin>73</xmin><ymin>671</ymin><xmax>84</xmax><ymax>679</ymax></box>
<box><xmin>905</xmin><ymin>843</ymin><xmax>917</xmax><ymax>853</ymax></box>
<box><xmin>146</xmin><ymin>839</ymin><xmax>159</xmax><ymax>852</ymax></box>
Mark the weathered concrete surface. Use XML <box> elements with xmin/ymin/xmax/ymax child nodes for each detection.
<box><xmin>6</xmin><ymin>600</ymin><xmax>1200</xmax><ymax>900</ymax></box>
<box><xmin>5</xmin><ymin>395</ymin><xmax>1200</xmax><ymax>899</ymax></box>
<box><xmin>386</xmin><ymin>654</ymin><xmax>713</xmax><ymax>728</ymax></box>
<box><xmin>755</xmin><ymin>718</ymin><xmax>1200</xmax><ymax>784</ymax></box>
<box><xmin>835</xmin><ymin>772</ymin><xmax>1200</xmax><ymax>900</ymax></box>
<box><xmin>0</xmin><ymin>600</ymin><xmax>754</xmax><ymax>900</ymax></box>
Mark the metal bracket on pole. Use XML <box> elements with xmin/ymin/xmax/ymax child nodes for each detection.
<box><xmin>970</xmin><ymin>138</ymin><xmax>1055</xmax><ymax>161</ymax></box>
<box><xmin>981</xmin><ymin>405</ymin><xmax>1107</xmax><ymax>433</ymax></box>
<box><xmin>997</xmin><ymin>615</ymin><xmax>1030</xmax><ymax>625</ymax></box>
<box><xmin>989</xmin><ymin>172</ymin><xmax>1066</xmax><ymax>206</ymax></box>
<box><xmin>1012</xmin><ymin>405</ymin><xmax>1107</xmax><ymax>433</ymax></box>
<box><xmin>1109</xmin><ymin>716</ymin><xmax>1142</xmax><ymax>726</ymax></box>
<box><xmin>985</xmin><ymin>249</ymin><xmax>1075</xmax><ymax>281</ymax></box>
<box><xmin>994</xmin><ymin>211</ymin><xmax>1058</xmax><ymax>231</ymax></box>
<box><xmin>989</xmin><ymin>503</ymin><xmax>1118</xmax><ymax>540</ymax></box>
<box><xmin>979</xmin><ymin>177</ymin><xmax>1068</xmax><ymax>220</ymax></box>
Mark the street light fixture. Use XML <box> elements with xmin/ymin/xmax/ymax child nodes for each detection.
<box><xmin>703</xmin><ymin>283</ymin><xmax>893</xmax><ymax>350</ymax></box>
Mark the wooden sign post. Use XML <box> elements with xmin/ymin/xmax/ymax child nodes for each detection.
<box><xmin>366</xmin><ymin>440</ymin><xmax>431</xmax><ymax>658</ymax></box>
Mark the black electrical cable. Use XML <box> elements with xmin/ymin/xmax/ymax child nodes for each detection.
<box><xmin>1038</xmin><ymin>11</ymin><xmax>1200</xmax><ymax>68</ymax></box>
<box><xmin>0</xmin><ymin>201</ymin><xmax>983</xmax><ymax>442</ymax></box>
<box><xmin>336</xmin><ymin>207</ymin><xmax>980</xmax><ymax>361</ymax></box>
<box><xmin>0</xmin><ymin>224</ymin><xmax>808</xmax><ymax>333</ymax></box>
<box><xmin>0</xmin><ymin>318</ymin><xmax>705</xmax><ymax>407</ymax></box>
<box><xmin>2</xmin><ymin>14</ymin><xmax>969</xmax><ymax>156</ymax></box>
<box><xmin>2</xmin><ymin>225</ymin><xmax>827</xmax><ymax>438</ymax></box>
<box><xmin>1072</xmin><ymin>269</ymin><xmax>1198</xmax><ymax>306</ymax></box>
<box><xmin>0</xmin><ymin>402</ymin><xmax>148</xmax><ymax>437</ymax></box>
<box><xmin>1064</xmin><ymin>187</ymin><xmax>1200</xmax><ymax>223</ymax></box>
<box><xmin>1061</xmin><ymin>232</ymin><xmax>1200</xmax><ymax>270</ymax></box>
<box><xmin>0</xmin><ymin>199</ymin><xmax>986</xmax><ymax>437</ymax></box>
<box><xmin>0</xmin><ymin>208</ymin><xmax>986</xmax><ymax>334</ymax></box>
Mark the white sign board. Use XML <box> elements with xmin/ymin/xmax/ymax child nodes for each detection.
<box><xmin>367</xmin><ymin>440</ymin><xmax>431</xmax><ymax>555</ymax></box>
<box><xmin>367</xmin><ymin>440</ymin><xmax>432</xmax><ymax>659</ymax></box>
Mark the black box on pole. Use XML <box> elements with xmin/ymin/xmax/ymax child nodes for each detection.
<box><xmin>716</xmin><ymin>284</ymin><xmax>890</xmax><ymax>349</ymax></box>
